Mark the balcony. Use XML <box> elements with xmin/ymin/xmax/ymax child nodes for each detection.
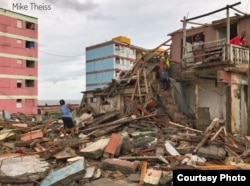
<box><xmin>182</xmin><ymin>39</ymin><xmax>249</xmax><ymax>70</ymax></box>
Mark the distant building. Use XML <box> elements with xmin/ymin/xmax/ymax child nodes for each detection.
<box><xmin>85</xmin><ymin>36</ymin><xmax>147</xmax><ymax>91</ymax></box>
<box><xmin>0</xmin><ymin>8</ymin><xmax>38</xmax><ymax>114</ymax></box>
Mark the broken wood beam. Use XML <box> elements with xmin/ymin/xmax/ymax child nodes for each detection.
<box><xmin>210</xmin><ymin>126</ymin><xmax>224</xmax><ymax>141</ymax></box>
<box><xmin>137</xmin><ymin>69</ymin><xmax>142</xmax><ymax>103</ymax></box>
<box><xmin>43</xmin><ymin>115</ymin><xmax>54</xmax><ymax>134</ymax></box>
<box><xmin>119</xmin><ymin>155</ymin><xmax>189</xmax><ymax>161</ymax></box>
<box><xmin>213</xmin><ymin>139</ymin><xmax>244</xmax><ymax>154</ymax></box>
<box><xmin>193</xmin><ymin>118</ymin><xmax>219</xmax><ymax>153</ymax></box>
<box><xmin>195</xmin><ymin>165</ymin><xmax>236</xmax><ymax>170</ymax></box>
<box><xmin>143</xmin><ymin>69</ymin><xmax>149</xmax><ymax>93</ymax></box>
<box><xmin>168</xmin><ymin>121</ymin><xmax>203</xmax><ymax>133</ymax></box>
<box><xmin>139</xmin><ymin>161</ymin><xmax>147</xmax><ymax>186</ymax></box>
<box><xmin>80</xmin><ymin>114</ymin><xmax>157</xmax><ymax>132</ymax></box>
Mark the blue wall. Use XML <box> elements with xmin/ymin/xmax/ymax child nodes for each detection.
<box><xmin>86</xmin><ymin>44</ymin><xmax>115</xmax><ymax>91</ymax></box>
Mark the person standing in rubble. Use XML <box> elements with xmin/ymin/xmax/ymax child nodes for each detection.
<box><xmin>59</xmin><ymin>99</ymin><xmax>75</xmax><ymax>138</ymax></box>
<box><xmin>159</xmin><ymin>51</ymin><xmax>171</xmax><ymax>90</ymax></box>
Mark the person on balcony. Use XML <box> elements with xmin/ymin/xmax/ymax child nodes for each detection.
<box><xmin>192</xmin><ymin>34</ymin><xmax>204</xmax><ymax>62</ymax></box>
<box><xmin>230</xmin><ymin>31</ymin><xmax>248</xmax><ymax>47</ymax></box>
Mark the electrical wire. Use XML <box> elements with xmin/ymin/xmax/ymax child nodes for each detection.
<box><xmin>39</xmin><ymin>50</ymin><xmax>85</xmax><ymax>57</ymax></box>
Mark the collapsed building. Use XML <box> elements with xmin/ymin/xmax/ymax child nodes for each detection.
<box><xmin>80</xmin><ymin>2</ymin><xmax>250</xmax><ymax>134</ymax></box>
<box><xmin>1</xmin><ymin>2</ymin><xmax>250</xmax><ymax>186</ymax></box>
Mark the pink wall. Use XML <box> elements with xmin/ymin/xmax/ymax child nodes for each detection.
<box><xmin>0</xmin><ymin>37</ymin><xmax>38</xmax><ymax>57</ymax></box>
<box><xmin>0</xmin><ymin>57</ymin><xmax>38</xmax><ymax>76</ymax></box>
<box><xmin>0</xmin><ymin>12</ymin><xmax>38</xmax><ymax>114</ymax></box>
<box><xmin>0</xmin><ymin>14</ymin><xmax>38</xmax><ymax>38</ymax></box>
<box><xmin>0</xmin><ymin>99</ymin><xmax>38</xmax><ymax>115</ymax></box>
<box><xmin>0</xmin><ymin>78</ymin><xmax>37</xmax><ymax>95</ymax></box>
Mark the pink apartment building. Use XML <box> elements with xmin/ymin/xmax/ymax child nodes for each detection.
<box><xmin>0</xmin><ymin>8</ymin><xmax>38</xmax><ymax>114</ymax></box>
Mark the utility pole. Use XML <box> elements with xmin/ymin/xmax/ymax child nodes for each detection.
<box><xmin>248</xmin><ymin>48</ymin><xmax>250</xmax><ymax>135</ymax></box>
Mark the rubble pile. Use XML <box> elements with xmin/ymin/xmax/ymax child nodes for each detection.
<box><xmin>1</xmin><ymin>107</ymin><xmax>250</xmax><ymax>186</ymax></box>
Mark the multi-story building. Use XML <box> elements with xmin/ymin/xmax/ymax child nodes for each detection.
<box><xmin>169</xmin><ymin>6</ymin><xmax>250</xmax><ymax>134</ymax></box>
<box><xmin>0</xmin><ymin>8</ymin><xmax>38</xmax><ymax>114</ymax></box>
<box><xmin>85</xmin><ymin>36</ymin><xmax>147</xmax><ymax>91</ymax></box>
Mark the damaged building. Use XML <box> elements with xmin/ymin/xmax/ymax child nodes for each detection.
<box><xmin>1</xmin><ymin>2</ymin><xmax>250</xmax><ymax>186</ymax></box>
<box><xmin>80</xmin><ymin>2</ymin><xmax>250</xmax><ymax>135</ymax></box>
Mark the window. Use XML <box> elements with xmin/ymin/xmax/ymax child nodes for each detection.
<box><xmin>115</xmin><ymin>71</ymin><xmax>120</xmax><ymax>77</ymax></box>
<box><xmin>17</xmin><ymin>19</ymin><xmax>22</xmax><ymax>28</ymax></box>
<box><xmin>130</xmin><ymin>49</ymin><xmax>135</xmax><ymax>55</ymax></box>
<box><xmin>25</xmin><ymin>80</ymin><xmax>34</xmax><ymax>87</ymax></box>
<box><xmin>16</xmin><ymin>99</ymin><xmax>22</xmax><ymax>108</ymax></box>
<box><xmin>186</xmin><ymin>32</ymin><xmax>205</xmax><ymax>44</ymax></box>
<box><xmin>26</xmin><ymin>41</ymin><xmax>34</xmax><ymax>48</ymax></box>
<box><xmin>120</xmin><ymin>46</ymin><xmax>124</xmax><ymax>52</ymax></box>
<box><xmin>17</xmin><ymin>79</ymin><xmax>22</xmax><ymax>88</ymax></box>
<box><xmin>90</xmin><ymin>97</ymin><xmax>97</xmax><ymax>103</ymax></box>
<box><xmin>115</xmin><ymin>44</ymin><xmax>120</xmax><ymax>51</ymax></box>
<box><xmin>17</xmin><ymin>59</ymin><xmax>22</xmax><ymax>64</ymax></box>
<box><xmin>17</xmin><ymin>39</ymin><xmax>22</xmax><ymax>44</ymax></box>
<box><xmin>115</xmin><ymin>58</ymin><xmax>120</xmax><ymax>64</ymax></box>
<box><xmin>26</xmin><ymin>21</ymin><xmax>35</xmax><ymax>30</ymax></box>
<box><xmin>26</xmin><ymin>60</ymin><xmax>35</xmax><ymax>68</ymax></box>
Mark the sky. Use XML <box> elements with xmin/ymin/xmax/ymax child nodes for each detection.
<box><xmin>0</xmin><ymin>0</ymin><xmax>249</xmax><ymax>101</ymax></box>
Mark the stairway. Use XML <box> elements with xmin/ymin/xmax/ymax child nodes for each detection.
<box><xmin>151</xmin><ymin>80</ymin><xmax>189</xmax><ymax>126</ymax></box>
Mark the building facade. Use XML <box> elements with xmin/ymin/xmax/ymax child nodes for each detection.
<box><xmin>0</xmin><ymin>9</ymin><xmax>38</xmax><ymax>114</ymax></box>
<box><xmin>169</xmin><ymin>12</ymin><xmax>250</xmax><ymax>134</ymax></box>
<box><xmin>85</xmin><ymin>36</ymin><xmax>147</xmax><ymax>91</ymax></box>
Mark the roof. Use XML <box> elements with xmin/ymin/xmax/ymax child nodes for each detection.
<box><xmin>86</xmin><ymin>38</ymin><xmax>148</xmax><ymax>52</ymax></box>
<box><xmin>0</xmin><ymin>8</ymin><xmax>37</xmax><ymax>20</ymax></box>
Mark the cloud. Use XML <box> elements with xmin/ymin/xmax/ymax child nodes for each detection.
<box><xmin>44</xmin><ymin>0</ymin><xmax>99</xmax><ymax>12</ymax></box>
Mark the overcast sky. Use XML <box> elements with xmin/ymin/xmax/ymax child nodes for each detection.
<box><xmin>0</xmin><ymin>0</ymin><xmax>249</xmax><ymax>101</ymax></box>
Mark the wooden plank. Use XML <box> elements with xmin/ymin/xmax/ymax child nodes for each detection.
<box><xmin>168</xmin><ymin>121</ymin><xmax>203</xmax><ymax>133</ymax></box>
<box><xmin>43</xmin><ymin>115</ymin><xmax>53</xmax><ymax>134</ymax></box>
<box><xmin>0</xmin><ymin>129</ymin><xmax>15</xmax><ymax>140</ymax></box>
<box><xmin>193</xmin><ymin>118</ymin><xmax>219</xmax><ymax>153</ymax></box>
<box><xmin>137</xmin><ymin>69</ymin><xmax>142</xmax><ymax>102</ymax></box>
<box><xmin>104</xmin><ymin>133</ymin><xmax>121</xmax><ymax>155</ymax></box>
<box><xmin>21</xmin><ymin>129</ymin><xmax>43</xmax><ymax>141</ymax></box>
<box><xmin>11</xmin><ymin>123</ymin><xmax>28</xmax><ymax>128</ymax></box>
<box><xmin>196</xmin><ymin>165</ymin><xmax>236</xmax><ymax>170</ymax></box>
<box><xmin>143</xmin><ymin>68</ymin><xmax>149</xmax><ymax>93</ymax></box>
<box><xmin>210</xmin><ymin>126</ymin><xmax>224</xmax><ymax>141</ymax></box>
<box><xmin>131</xmin><ymin>74</ymin><xmax>138</xmax><ymax>100</ymax></box>
<box><xmin>139</xmin><ymin>161</ymin><xmax>147</xmax><ymax>186</ymax></box>
<box><xmin>236</xmin><ymin>163</ymin><xmax>250</xmax><ymax>170</ymax></box>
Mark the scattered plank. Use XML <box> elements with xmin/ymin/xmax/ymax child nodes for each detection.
<box><xmin>21</xmin><ymin>129</ymin><xmax>43</xmax><ymax>141</ymax></box>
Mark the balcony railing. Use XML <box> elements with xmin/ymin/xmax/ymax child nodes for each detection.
<box><xmin>228</xmin><ymin>44</ymin><xmax>249</xmax><ymax>65</ymax></box>
<box><xmin>183</xmin><ymin>39</ymin><xmax>250</xmax><ymax>68</ymax></box>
